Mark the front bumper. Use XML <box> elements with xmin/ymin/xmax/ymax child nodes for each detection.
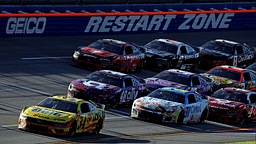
<box><xmin>208</xmin><ymin>108</ymin><xmax>242</xmax><ymax>123</ymax></box>
<box><xmin>67</xmin><ymin>90</ymin><xmax>114</xmax><ymax>107</ymax></box>
<box><xmin>72</xmin><ymin>57</ymin><xmax>113</xmax><ymax>70</ymax></box>
<box><xmin>131</xmin><ymin>107</ymin><xmax>178</xmax><ymax>124</ymax></box>
<box><xmin>18</xmin><ymin>118</ymin><xmax>71</xmax><ymax>136</ymax></box>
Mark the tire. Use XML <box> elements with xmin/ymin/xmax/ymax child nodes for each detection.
<box><xmin>113</xmin><ymin>61</ymin><xmax>121</xmax><ymax>71</ymax></box>
<box><xmin>136</xmin><ymin>61</ymin><xmax>143</xmax><ymax>73</ymax></box>
<box><xmin>238</xmin><ymin>111</ymin><xmax>247</xmax><ymax>125</ymax></box>
<box><xmin>93</xmin><ymin>119</ymin><xmax>103</xmax><ymax>135</ymax></box>
<box><xmin>200</xmin><ymin>109</ymin><xmax>208</xmax><ymax>123</ymax></box>
<box><xmin>68</xmin><ymin>122</ymin><xmax>77</xmax><ymax>137</ymax></box>
<box><xmin>111</xmin><ymin>96</ymin><xmax>119</xmax><ymax>109</ymax></box>
<box><xmin>176</xmin><ymin>111</ymin><xmax>184</xmax><ymax>126</ymax></box>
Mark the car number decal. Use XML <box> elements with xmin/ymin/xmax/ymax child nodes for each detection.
<box><xmin>120</xmin><ymin>90</ymin><xmax>138</xmax><ymax>102</ymax></box>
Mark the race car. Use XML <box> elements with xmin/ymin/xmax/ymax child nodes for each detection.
<box><xmin>201</xmin><ymin>65</ymin><xmax>256</xmax><ymax>92</ymax></box>
<box><xmin>246</xmin><ymin>62</ymin><xmax>256</xmax><ymax>72</ymax></box>
<box><xmin>142</xmin><ymin>39</ymin><xmax>200</xmax><ymax>71</ymax></box>
<box><xmin>131</xmin><ymin>87</ymin><xmax>209</xmax><ymax>125</ymax></box>
<box><xmin>208</xmin><ymin>87</ymin><xmax>256</xmax><ymax>124</ymax></box>
<box><xmin>18</xmin><ymin>95</ymin><xmax>105</xmax><ymax>136</ymax></box>
<box><xmin>67</xmin><ymin>70</ymin><xmax>148</xmax><ymax>108</ymax></box>
<box><xmin>72</xmin><ymin>39</ymin><xmax>145</xmax><ymax>72</ymax></box>
<box><xmin>145</xmin><ymin>69</ymin><xmax>212</xmax><ymax>95</ymax></box>
<box><xmin>199</xmin><ymin>39</ymin><xmax>256</xmax><ymax>70</ymax></box>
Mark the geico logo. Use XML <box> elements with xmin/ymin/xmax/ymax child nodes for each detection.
<box><xmin>6</xmin><ymin>17</ymin><xmax>47</xmax><ymax>34</ymax></box>
<box><xmin>84</xmin><ymin>13</ymin><xmax>235</xmax><ymax>33</ymax></box>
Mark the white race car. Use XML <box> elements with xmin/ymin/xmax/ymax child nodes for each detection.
<box><xmin>131</xmin><ymin>87</ymin><xmax>209</xmax><ymax>125</ymax></box>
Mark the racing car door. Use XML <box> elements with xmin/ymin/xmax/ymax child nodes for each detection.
<box><xmin>233</xmin><ymin>45</ymin><xmax>253</xmax><ymax>67</ymax></box>
<box><xmin>184</xmin><ymin>93</ymin><xmax>202</xmax><ymax>123</ymax></box>
<box><xmin>242</xmin><ymin>71</ymin><xmax>256</xmax><ymax>90</ymax></box>
<box><xmin>120</xmin><ymin>76</ymin><xmax>139</xmax><ymax>103</ymax></box>
<box><xmin>247</xmin><ymin>93</ymin><xmax>256</xmax><ymax>119</ymax></box>
<box><xmin>122</xmin><ymin>45</ymin><xmax>140</xmax><ymax>69</ymax></box>
<box><xmin>77</xmin><ymin>103</ymin><xmax>94</xmax><ymax>132</ymax></box>
<box><xmin>191</xmin><ymin>75</ymin><xmax>211</xmax><ymax>95</ymax></box>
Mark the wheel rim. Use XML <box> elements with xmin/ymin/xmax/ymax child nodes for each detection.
<box><xmin>94</xmin><ymin>120</ymin><xmax>102</xmax><ymax>135</ymax></box>
<box><xmin>112</xmin><ymin>98</ymin><xmax>118</xmax><ymax>109</ymax></box>
<box><xmin>69</xmin><ymin>123</ymin><xmax>76</xmax><ymax>136</ymax></box>
<box><xmin>239</xmin><ymin>113</ymin><xmax>246</xmax><ymax>124</ymax></box>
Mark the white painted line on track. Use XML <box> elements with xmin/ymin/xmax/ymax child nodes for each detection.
<box><xmin>1</xmin><ymin>124</ymin><xmax>18</xmax><ymax>128</ymax></box>
<box><xmin>22</xmin><ymin>56</ymin><xmax>72</xmax><ymax>60</ymax></box>
<box><xmin>0</xmin><ymin>89</ymin><xmax>13</xmax><ymax>92</ymax></box>
<box><xmin>205</xmin><ymin>120</ymin><xmax>235</xmax><ymax>128</ymax></box>
<box><xmin>0</xmin><ymin>81</ymin><xmax>52</xmax><ymax>96</ymax></box>
<box><xmin>180</xmin><ymin>125</ymin><xmax>203</xmax><ymax>130</ymax></box>
<box><xmin>1</xmin><ymin>116</ymin><xmax>129</xmax><ymax>128</ymax></box>
<box><xmin>105</xmin><ymin>116</ymin><xmax>129</xmax><ymax>120</ymax></box>
<box><xmin>107</xmin><ymin>109</ymin><xmax>131</xmax><ymax>116</ymax></box>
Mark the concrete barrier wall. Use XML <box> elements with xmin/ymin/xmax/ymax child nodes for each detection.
<box><xmin>0</xmin><ymin>2</ymin><xmax>255</xmax><ymax>37</ymax></box>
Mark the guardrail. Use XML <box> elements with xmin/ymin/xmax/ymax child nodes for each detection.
<box><xmin>0</xmin><ymin>2</ymin><xmax>255</xmax><ymax>36</ymax></box>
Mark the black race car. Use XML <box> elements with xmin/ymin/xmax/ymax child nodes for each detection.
<box><xmin>199</xmin><ymin>39</ymin><xmax>256</xmax><ymax>70</ymax></box>
<box><xmin>142</xmin><ymin>39</ymin><xmax>200</xmax><ymax>71</ymax></box>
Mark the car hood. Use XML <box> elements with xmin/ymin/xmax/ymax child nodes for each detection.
<box><xmin>71</xmin><ymin>79</ymin><xmax>119</xmax><ymax>94</ymax></box>
<box><xmin>135</xmin><ymin>96</ymin><xmax>183</xmax><ymax>112</ymax></box>
<box><xmin>201</xmin><ymin>74</ymin><xmax>236</xmax><ymax>85</ymax></box>
<box><xmin>80</xmin><ymin>47</ymin><xmax>119</xmax><ymax>58</ymax></box>
<box><xmin>146</xmin><ymin>77</ymin><xmax>189</xmax><ymax>90</ymax></box>
<box><xmin>200</xmin><ymin>48</ymin><xmax>231</xmax><ymax>61</ymax></box>
<box><xmin>146</xmin><ymin>48</ymin><xmax>175</xmax><ymax>57</ymax></box>
<box><xmin>209</xmin><ymin>97</ymin><xmax>244</xmax><ymax>110</ymax></box>
<box><xmin>24</xmin><ymin>106</ymin><xmax>76</xmax><ymax>123</ymax></box>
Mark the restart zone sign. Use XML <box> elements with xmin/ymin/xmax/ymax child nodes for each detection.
<box><xmin>0</xmin><ymin>10</ymin><xmax>255</xmax><ymax>36</ymax></box>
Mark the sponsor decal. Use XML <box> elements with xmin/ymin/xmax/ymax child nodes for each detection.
<box><xmin>6</xmin><ymin>17</ymin><xmax>47</xmax><ymax>34</ymax></box>
<box><xmin>185</xmin><ymin>105</ymin><xmax>201</xmax><ymax>118</ymax></box>
<box><xmin>84</xmin><ymin>13</ymin><xmax>235</xmax><ymax>33</ymax></box>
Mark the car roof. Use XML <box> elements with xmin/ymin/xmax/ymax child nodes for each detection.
<box><xmin>155</xmin><ymin>39</ymin><xmax>184</xmax><ymax>46</ymax></box>
<box><xmin>166</xmin><ymin>69</ymin><xmax>195</xmax><ymax>78</ymax></box>
<box><xmin>223</xmin><ymin>87</ymin><xmax>253</xmax><ymax>94</ymax></box>
<box><xmin>51</xmin><ymin>95</ymin><xmax>84</xmax><ymax>104</ymax></box>
<box><xmin>214</xmin><ymin>39</ymin><xmax>239</xmax><ymax>46</ymax></box>
<box><xmin>98</xmin><ymin>70</ymin><xmax>127</xmax><ymax>78</ymax></box>
<box><xmin>101</xmin><ymin>39</ymin><xmax>127</xmax><ymax>46</ymax></box>
<box><xmin>213</xmin><ymin>65</ymin><xmax>245</xmax><ymax>73</ymax></box>
<box><xmin>160</xmin><ymin>87</ymin><xmax>188</xmax><ymax>95</ymax></box>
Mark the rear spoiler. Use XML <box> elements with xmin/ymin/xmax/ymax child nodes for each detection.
<box><xmin>133</xmin><ymin>43</ymin><xmax>147</xmax><ymax>53</ymax></box>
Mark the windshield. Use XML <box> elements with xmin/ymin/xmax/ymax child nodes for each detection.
<box><xmin>202</xmin><ymin>41</ymin><xmax>234</xmax><ymax>54</ymax></box>
<box><xmin>148</xmin><ymin>89</ymin><xmax>185</xmax><ymax>104</ymax></box>
<box><xmin>88</xmin><ymin>40</ymin><xmax>122</xmax><ymax>54</ymax></box>
<box><xmin>211</xmin><ymin>89</ymin><xmax>247</xmax><ymax>103</ymax></box>
<box><xmin>207</xmin><ymin>67</ymin><xmax>241</xmax><ymax>81</ymax></box>
<box><xmin>145</xmin><ymin>40</ymin><xmax>178</xmax><ymax>54</ymax></box>
<box><xmin>154</xmin><ymin>71</ymin><xmax>190</xmax><ymax>86</ymax></box>
<box><xmin>37</xmin><ymin>98</ymin><xmax>77</xmax><ymax>113</ymax></box>
<box><xmin>85</xmin><ymin>72</ymin><xmax>123</xmax><ymax>87</ymax></box>
<box><xmin>246</xmin><ymin>63</ymin><xmax>256</xmax><ymax>71</ymax></box>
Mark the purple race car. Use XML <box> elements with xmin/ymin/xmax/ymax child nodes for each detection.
<box><xmin>145</xmin><ymin>69</ymin><xmax>212</xmax><ymax>95</ymax></box>
<box><xmin>67</xmin><ymin>70</ymin><xmax>147</xmax><ymax>108</ymax></box>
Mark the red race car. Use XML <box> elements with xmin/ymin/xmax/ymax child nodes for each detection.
<box><xmin>72</xmin><ymin>39</ymin><xmax>145</xmax><ymax>72</ymax></box>
<box><xmin>208</xmin><ymin>87</ymin><xmax>256</xmax><ymax>124</ymax></box>
<box><xmin>201</xmin><ymin>65</ymin><xmax>256</xmax><ymax>92</ymax></box>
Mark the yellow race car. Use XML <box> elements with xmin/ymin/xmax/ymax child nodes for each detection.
<box><xmin>18</xmin><ymin>95</ymin><xmax>105</xmax><ymax>136</ymax></box>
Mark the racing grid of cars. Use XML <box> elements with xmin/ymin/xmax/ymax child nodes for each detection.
<box><xmin>18</xmin><ymin>38</ymin><xmax>256</xmax><ymax>136</ymax></box>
